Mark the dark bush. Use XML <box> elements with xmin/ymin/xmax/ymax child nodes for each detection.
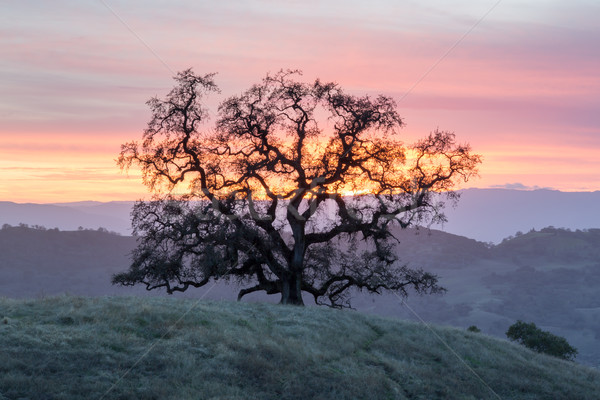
<box><xmin>506</xmin><ymin>321</ymin><xmax>577</xmax><ymax>361</ymax></box>
<box><xmin>467</xmin><ymin>325</ymin><xmax>481</xmax><ymax>333</ymax></box>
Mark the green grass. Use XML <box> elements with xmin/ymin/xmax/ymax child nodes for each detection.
<box><xmin>1</xmin><ymin>296</ymin><xmax>599</xmax><ymax>399</ymax></box>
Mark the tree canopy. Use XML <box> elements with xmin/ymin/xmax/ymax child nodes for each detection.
<box><xmin>506</xmin><ymin>320</ymin><xmax>578</xmax><ymax>361</ymax></box>
<box><xmin>113</xmin><ymin>69</ymin><xmax>482</xmax><ymax>307</ymax></box>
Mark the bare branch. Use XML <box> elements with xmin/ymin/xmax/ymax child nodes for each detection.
<box><xmin>114</xmin><ymin>69</ymin><xmax>481</xmax><ymax>307</ymax></box>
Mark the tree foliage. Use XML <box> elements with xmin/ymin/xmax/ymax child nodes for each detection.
<box><xmin>113</xmin><ymin>69</ymin><xmax>481</xmax><ymax>307</ymax></box>
<box><xmin>506</xmin><ymin>320</ymin><xmax>578</xmax><ymax>361</ymax></box>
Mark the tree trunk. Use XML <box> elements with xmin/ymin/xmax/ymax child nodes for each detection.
<box><xmin>283</xmin><ymin>201</ymin><xmax>305</xmax><ymax>305</ymax></box>
<box><xmin>280</xmin><ymin>273</ymin><xmax>304</xmax><ymax>305</ymax></box>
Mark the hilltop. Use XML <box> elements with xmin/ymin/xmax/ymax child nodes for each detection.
<box><xmin>1</xmin><ymin>296</ymin><xmax>599</xmax><ymax>399</ymax></box>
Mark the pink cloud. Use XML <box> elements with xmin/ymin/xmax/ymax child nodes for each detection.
<box><xmin>1</xmin><ymin>1</ymin><xmax>599</xmax><ymax>201</ymax></box>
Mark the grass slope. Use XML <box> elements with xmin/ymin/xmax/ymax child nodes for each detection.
<box><xmin>1</xmin><ymin>297</ymin><xmax>599</xmax><ymax>400</ymax></box>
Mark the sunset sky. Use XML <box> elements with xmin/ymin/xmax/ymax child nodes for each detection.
<box><xmin>1</xmin><ymin>0</ymin><xmax>599</xmax><ymax>203</ymax></box>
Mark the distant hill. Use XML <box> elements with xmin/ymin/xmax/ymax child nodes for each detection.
<box><xmin>2</xmin><ymin>189</ymin><xmax>600</xmax><ymax>242</ymax></box>
<box><xmin>1</xmin><ymin>296</ymin><xmax>598</xmax><ymax>399</ymax></box>
<box><xmin>0</xmin><ymin>225</ymin><xmax>138</xmax><ymax>298</ymax></box>
<box><xmin>1</xmin><ymin>224</ymin><xmax>599</xmax><ymax>368</ymax></box>
<box><xmin>436</xmin><ymin>188</ymin><xmax>600</xmax><ymax>243</ymax></box>
<box><xmin>492</xmin><ymin>226</ymin><xmax>600</xmax><ymax>262</ymax></box>
<box><xmin>361</xmin><ymin>226</ymin><xmax>600</xmax><ymax>368</ymax></box>
<box><xmin>0</xmin><ymin>201</ymin><xmax>132</xmax><ymax>234</ymax></box>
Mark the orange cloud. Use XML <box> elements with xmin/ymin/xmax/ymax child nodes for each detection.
<box><xmin>1</xmin><ymin>1</ymin><xmax>599</xmax><ymax>202</ymax></box>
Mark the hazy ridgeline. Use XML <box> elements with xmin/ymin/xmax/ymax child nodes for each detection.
<box><xmin>3</xmin><ymin>188</ymin><xmax>600</xmax><ymax>243</ymax></box>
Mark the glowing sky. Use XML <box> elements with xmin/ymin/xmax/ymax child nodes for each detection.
<box><xmin>1</xmin><ymin>0</ymin><xmax>599</xmax><ymax>202</ymax></box>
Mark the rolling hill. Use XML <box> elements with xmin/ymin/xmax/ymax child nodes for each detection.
<box><xmin>0</xmin><ymin>201</ymin><xmax>132</xmax><ymax>235</ymax></box>
<box><xmin>1</xmin><ymin>296</ymin><xmax>599</xmax><ymax>399</ymax></box>
<box><xmin>435</xmin><ymin>188</ymin><xmax>600</xmax><ymax>243</ymax></box>
<box><xmin>0</xmin><ymin>223</ymin><xmax>599</xmax><ymax>368</ymax></box>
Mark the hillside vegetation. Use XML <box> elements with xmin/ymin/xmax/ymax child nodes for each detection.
<box><xmin>1</xmin><ymin>296</ymin><xmax>599</xmax><ymax>400</ymax></box>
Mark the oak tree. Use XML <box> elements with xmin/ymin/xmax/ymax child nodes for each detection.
<box><xmin>113</xmin><ymin>69</ymin><xmax>481</xmax><ymax>307</ymax></box>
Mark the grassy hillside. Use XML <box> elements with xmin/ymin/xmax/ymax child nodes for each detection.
<box><xmin>385</xmin><ymin>227</ymin><xmax>600</xmax><ymax>368</ymax></box>
<box><xmin>1</xmin><ymin>296</ymin><xmax>599</xmax><ymax>400</ymax></box>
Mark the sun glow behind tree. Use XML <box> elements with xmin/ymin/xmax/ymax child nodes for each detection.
<box><xmin>114</xmin><ymin>69</ymin><xmax>481</xmax><ymax>307</ymax></box>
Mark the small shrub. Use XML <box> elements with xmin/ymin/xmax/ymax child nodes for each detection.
<box><xmin>506</xmin><ymin>320</ymin><xmax>578</xmax><ymax>361</ymax></box>
<box><xmin>467</xmin><ymin>325</ymin><xmax>481</xmax><ymax>333</ymax></box>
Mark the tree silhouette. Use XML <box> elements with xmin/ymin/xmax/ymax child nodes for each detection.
<box><xmin>113</xmin><ymin>69</ymin><xmax>481</xmax><ymax>307</ymax></box>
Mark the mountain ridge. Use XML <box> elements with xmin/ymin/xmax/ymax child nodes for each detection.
<box><xmin>3</xmin><ymin>188</ymin><xmax>600</xmax><ymax>242</ymax></box>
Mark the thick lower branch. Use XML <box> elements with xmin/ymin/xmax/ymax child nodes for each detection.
<box><xmin>237</xmin><ymin>281</ymin><xmax>280</xmax><ymax>300</ymax></box>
